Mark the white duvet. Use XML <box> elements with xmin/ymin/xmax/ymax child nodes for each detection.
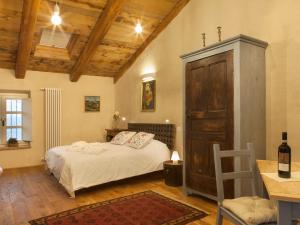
<box><xmin>45</xmin><ymin>140</ymin><xmax>170</xmax><ymax>197</ymax></box>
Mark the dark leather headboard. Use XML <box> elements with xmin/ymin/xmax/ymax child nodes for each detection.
<box><xmin>128</xmin><ymin>123</ymin><xmax>176</xmax><ymax>150</ymax></box>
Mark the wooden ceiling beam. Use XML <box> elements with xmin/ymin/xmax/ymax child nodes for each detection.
<box><xmin>15</xmin><ymin>0</ymin><xmax>41</xmax><ymax>79</ymax></box>
<box><xmin>70</xmin><ymin>0</ymin><xmax>126</xmax><ymax>82</ymax></box>
<box><xmin>114</xmin><ymin>0</ymin><xmax>191</xmax><ymax>83</ymax></box>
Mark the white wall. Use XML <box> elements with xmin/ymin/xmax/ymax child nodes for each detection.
<box><xmin>115</xmin><ymin>0</ymin><xmax>300</xmax><ymax>161</ymax></box>
<box><xmin>0</xmin><ymin>69</ymin><xmax>115</xmax><ymax>168</ymax></box>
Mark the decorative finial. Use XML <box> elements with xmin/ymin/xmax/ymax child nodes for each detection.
<box><xmin>202</xmin><ymin>33</ymin><xmax>206</xmax><ymax>47</ymax></box>
<box><xmin>217</xmin><ymin>26</ymin><xmax>222</xmax><ymax>42</ymax></box>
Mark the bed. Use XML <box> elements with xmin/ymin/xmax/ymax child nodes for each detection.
<box><xmin>45</xmin><ymin>123</ymin><xmax>175</xmax><ymax>197</ymax></box>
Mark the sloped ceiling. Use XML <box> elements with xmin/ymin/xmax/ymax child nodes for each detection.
<box><xmin>0</xmin><ymin>0</ymin><xmax>190</xmax><ymax>82</ymax></box>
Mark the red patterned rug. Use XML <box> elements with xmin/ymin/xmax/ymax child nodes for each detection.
<box><xmin>28</xmin><ymin>190</ymin><xmax>207</xmax><ymax>225</ymax></box>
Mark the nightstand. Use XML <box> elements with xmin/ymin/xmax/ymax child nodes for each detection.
<box><xmin>163</xmin><ymin>160</ymin><xmax>183</xmax><ymax>187</ymax></box>
<box><xmin>105</xmin><ymin>129</ymin><xmax>127</xmax><ymax>142</ymax></box>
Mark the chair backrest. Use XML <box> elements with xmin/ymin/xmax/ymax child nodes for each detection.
<box><xmin>213</xmin><ymin>143</ymin><xmax>257</xmax><ymax>202</ymax></box>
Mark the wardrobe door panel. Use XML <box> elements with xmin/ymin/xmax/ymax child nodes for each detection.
<box><xmin>208</xmin><ymin>61</ymin><xmax>227</xmax><ymax>111</ymax></box>
<box><xmin>190</xmin><ymin>66</ymin><xmax>207</xmax><ymax>113</ymax></box>
<box><xmin>185</xmin><ymin>50</ymin><xmax>234</xmax><ymax>198</ymax></box>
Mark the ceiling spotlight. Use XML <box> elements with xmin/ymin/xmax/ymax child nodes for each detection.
<box><xmin>51</xmin><ymin>3</ymin><xmax>62</xmax><ymax>26</ymax></box>
<box><xmin>135</xmin><ymin>23</ymin><xmax>143</xmax><ymax>34</ymax></box>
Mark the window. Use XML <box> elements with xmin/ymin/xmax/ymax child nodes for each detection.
<box><xmin>0</xmin><ymin>92</ymin><xmax>32</xmax><ymax>148</ymax></box>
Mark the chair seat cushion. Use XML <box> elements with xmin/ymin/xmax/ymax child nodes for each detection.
<box><xmin>222</xmin><ymin>196</ymin><xmax>277</xmax><ymax>225</ymax></box>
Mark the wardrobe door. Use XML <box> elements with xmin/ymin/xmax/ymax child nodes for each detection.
<box><xmin>185</xmin><ymin>50</ymin><xmax>234</xmax><ymax>198</ymax></box>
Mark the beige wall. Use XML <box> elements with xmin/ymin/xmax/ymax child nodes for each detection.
<box><xmin>2</xmin><ymin>0</ymin><xmax>299</xmax><ymax>168</ymax></box>
<box><xmin>0</xmin><ymin>69</ymin><xmax>115</xmax><ymax>169</ymax></box>
<box><xmin>115</xmin><ymin>0</ymin><xmax>300</xmax><ymax>161</ymax></box>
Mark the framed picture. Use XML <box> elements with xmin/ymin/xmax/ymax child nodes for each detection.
<box><xmin>85</xmin><ymin>96</ymin><xmax>100</xmax><ymax>112</ymax></box>
<box><xmin>141</xmin><ymin>80</ymin><xmax>156</xmax><ymax>112</ymax></box>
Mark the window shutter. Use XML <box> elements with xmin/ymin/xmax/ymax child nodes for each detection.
<box><xmin>22</xmin><ymin>98</ymin><xmax>32</xmax><ymax>141</ymax></box>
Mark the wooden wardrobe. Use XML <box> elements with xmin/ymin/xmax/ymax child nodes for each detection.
<box><xmin>181</xmin><ymin>35</ymin><xmax>268</xmax><ymax>200</ymax></box>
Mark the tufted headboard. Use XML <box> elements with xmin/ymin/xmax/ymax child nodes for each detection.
<box><xmin>127</xmin><ymin>123</ymin><xmax>176</xmax><ymax>150</ymax></box>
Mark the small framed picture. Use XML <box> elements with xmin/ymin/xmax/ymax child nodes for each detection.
<box><xmin>85</xmin><ymin>96</ymin><xmax>100</xmax><ymax>112</ymax></box>
<box><xmin>141</xmin><ymin>80</ymin><xmax>156</xmax><ymax>112</ymax></box>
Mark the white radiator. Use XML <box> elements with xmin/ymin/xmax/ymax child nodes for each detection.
<box><xmin>43</xmin><ymin>88</ymin><xmax>62</xmax><ymax>151</ymax></box>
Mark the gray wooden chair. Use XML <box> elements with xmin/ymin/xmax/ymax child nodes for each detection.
<box><xmin>213</xmin><ymin>143</ymin><xmax>278</xmax><ymax>225</ymax></box>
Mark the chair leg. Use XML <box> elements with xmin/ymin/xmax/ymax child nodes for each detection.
<box><xmin>216</xmin><ymin>206</ymin><xmax>223</xmax><ymax>225</ymax></box>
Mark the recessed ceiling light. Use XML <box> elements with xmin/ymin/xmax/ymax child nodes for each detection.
<box><xmin>51</xmin><ymin>3</ymin><xmax>62</xmax><ymax>26</ymax></box>
<box><xmin>135</xmin><ymin>23</ymin><xmax>143</xmax><ymax>34</ymax></box>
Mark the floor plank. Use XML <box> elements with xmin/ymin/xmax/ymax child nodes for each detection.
<box><xmin>0</xmin><ymin>166</ymin><xmax>232</xmax><ymax>225</ymax></box>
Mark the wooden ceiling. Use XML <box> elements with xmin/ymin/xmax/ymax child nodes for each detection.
<box><xmin>0</xmin><ymin>0</ymin><xmax>190</xmax><ymax>82</ymax></box>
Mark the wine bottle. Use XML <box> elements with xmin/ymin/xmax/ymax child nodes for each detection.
<box><xmin>278</xmin><ymin>132</ymin><xmax>291</xmax><ymax>178</ymax></box>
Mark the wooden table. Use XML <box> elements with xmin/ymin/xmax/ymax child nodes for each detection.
<box><xmin>257</xmin><ymin>160</ymin><xmax>300</xmax><ymax>225</ymax></box>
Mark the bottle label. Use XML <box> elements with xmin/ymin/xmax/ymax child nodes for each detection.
<box><xmin>278</xmin><ymin>152</ymin><xmax>290</xmax><ymax>172</ymax></box>
<box><xmin>279</xmin><ymin>163</ymin><xmax>289</xmax><ymax>172</ymax></box>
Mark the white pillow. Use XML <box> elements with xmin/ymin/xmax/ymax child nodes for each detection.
<box><xmin>127</xmin><ymin>132</ymin><xmax>155</xmax><ymax>149</ymax></box>
<box><xmin>111</xmin><ymin>131</ymin><xmax>136</xmax><ymax>145</ymax></box>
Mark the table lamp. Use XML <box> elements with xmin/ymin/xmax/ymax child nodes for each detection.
<box><xmin>171</xmin><ymin>151</ymin><xmax>180</xmax><ymax>164</ymax></box>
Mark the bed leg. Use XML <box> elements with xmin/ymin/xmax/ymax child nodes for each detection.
<box><xmin>69</xmin><ymin>191</ymin><xmax>75</xmax><ymax>198</ymax></box>
<box><xmin>44</xmin><ymin>165</ymin><xmax>51</xmax><ymax>175</ymax></box>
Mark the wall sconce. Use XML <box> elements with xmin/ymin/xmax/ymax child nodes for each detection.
<box><xmin>121</xmin><ymin>117</ymin><xmax>126</xmax><ymax>121</ymax></box>
<box><xmin>141</xmin><ymin>72</ymin><xmax>156</xmax><ymax>82</ymax></box>
<box><xmin>165</xmin><ymin>119</ymin><xmax>170</xmax><ymax>124</ymax></box>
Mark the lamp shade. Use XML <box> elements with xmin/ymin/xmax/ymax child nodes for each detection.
<box><xmin>0</xmin><ymin>166</ymin><xmax>3</xmax><ymax>176</ymax></box>
<box><xmin>171</xmin><ymin>151</ymin><xmax>180</xmax><ymax>164</ymax></box>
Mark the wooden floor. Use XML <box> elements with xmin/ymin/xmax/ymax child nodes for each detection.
<box><xmin>0</xmin><ymin>166</ymin><xmax>232</xmax><ymax>225</ymax></box>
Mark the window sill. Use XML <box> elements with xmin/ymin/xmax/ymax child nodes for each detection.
<box><xmin>0</xmin><ymin>143</ymin><xmax>31</xmax><ymax>151</ymax></box>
